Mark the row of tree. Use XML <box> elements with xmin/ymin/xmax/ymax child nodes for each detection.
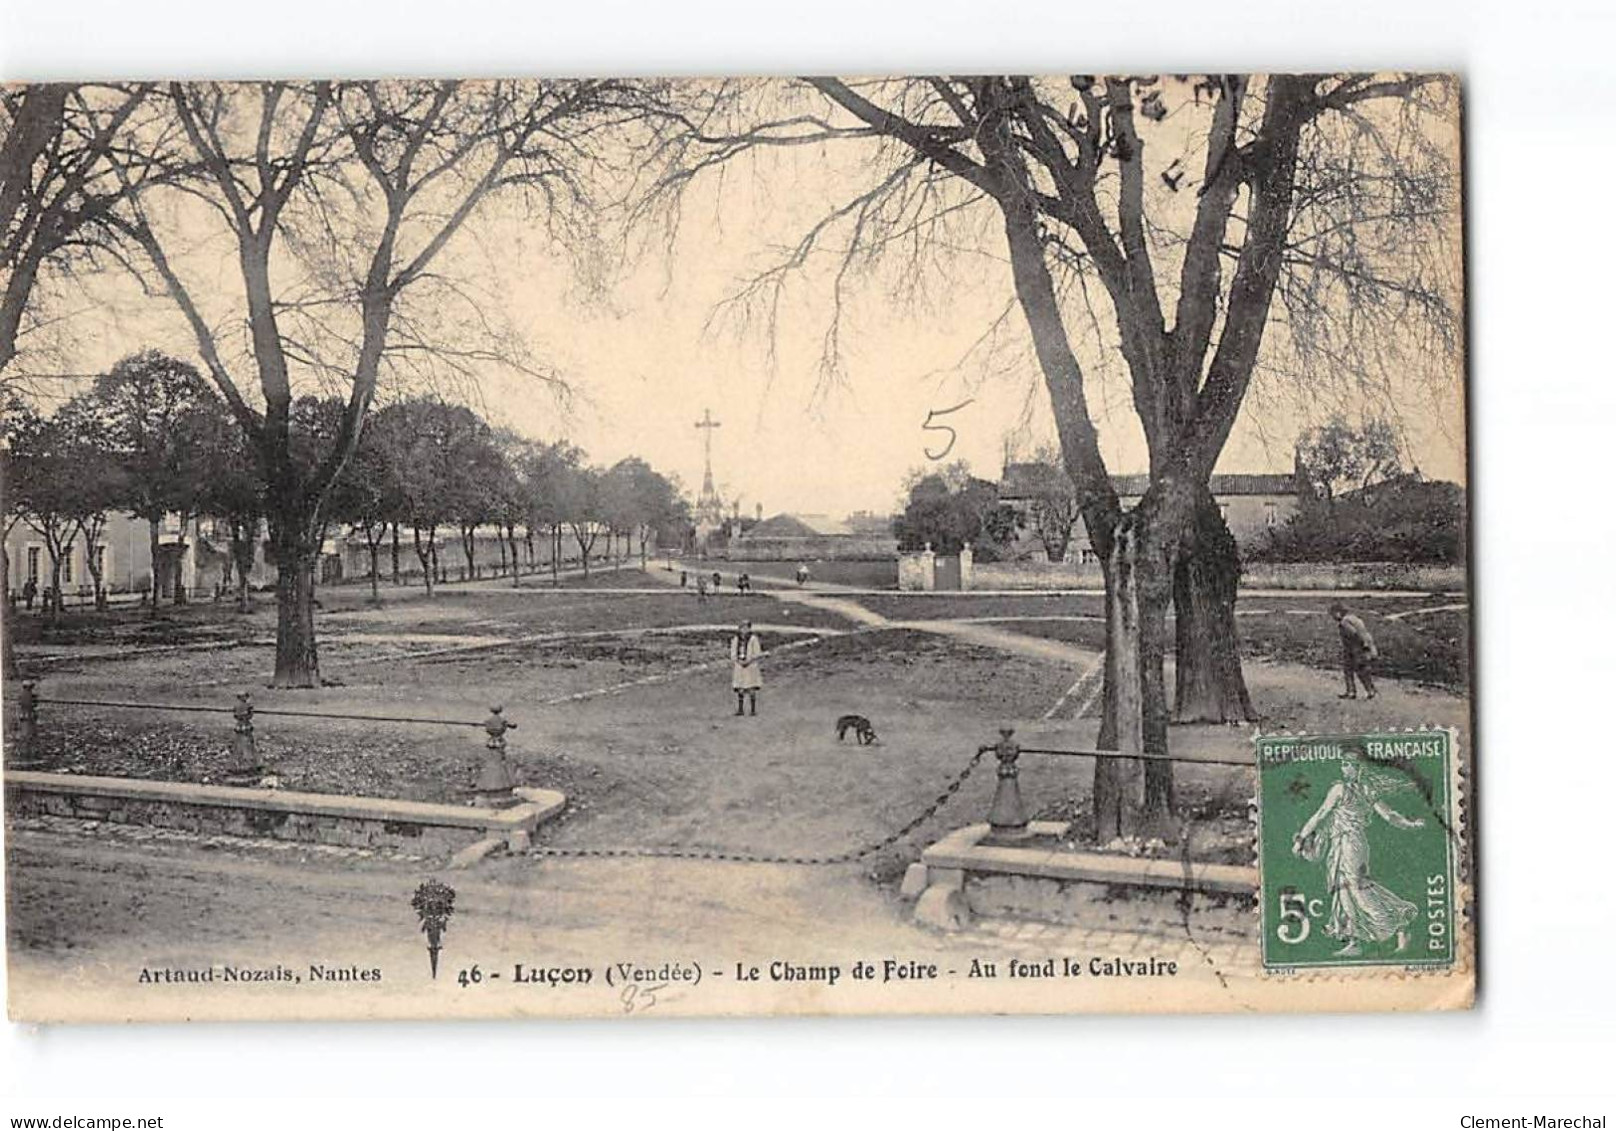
<box><xmin>2</xmin><ymin>350</ymin><xmax>688</xmax><ymax>618</ymax></box>
<box><xmin>342</xmin><ymin>395</ymin><xmax>688</xmax><ymax>601</ymax></box>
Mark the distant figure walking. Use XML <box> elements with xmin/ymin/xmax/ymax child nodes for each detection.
<box><xmin>795</xmin><ymin>563</ymin><xmax>810</xmax><ymax>587</ymax></box>
<box><xmin>1331</xmin><ymin>603</ymin><xmax>1379</xmax><ymax>700</ymax></box>
<box><xmin>711</xmin><ymin>571</ymin><xmax>722</xmax><ymax>591</ymax></box>
<box><xmin>679</xmin><ymin>570</ymin><xmax>688</xmax><ymax>588</ymax></box>
<box><xmin>695</xmin><ymin>574</ymin><xmax>709</xmax><ymax>602</ymax></box>
<box><xmin>729</xmin><ymin>619</ymin><xmax>762</xmax><ymax>717</ymax></box>
<box><xmin>737</xmin><ymin>572</ymin><xmax>752</xmax><ymax>594</ymax></box>
<box><xmin>21</xmin><ymin>578</ymin><xmax>37</xmax><ymax>610</ymax></box>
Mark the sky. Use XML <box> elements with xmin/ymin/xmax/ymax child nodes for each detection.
<box><xmin>12</xmin><ymin>77</ymin><xmax>1469</xmax><ymax>521</ymax></box>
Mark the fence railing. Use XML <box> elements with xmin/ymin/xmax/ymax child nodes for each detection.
<box><xmin>4</xmin><ymin>680</ymin><xmax>522</xmax><ymax>806</ymax></box>
<box><xmin>6</xmin><ymin>685</ymin><xmax>1256</xmax><ymax>841</ymax></box>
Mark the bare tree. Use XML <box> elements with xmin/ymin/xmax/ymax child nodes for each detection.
<box><xmin>0</xmin><ymin>84</ymin><xmax>172</xmax><ymax>381</ymax></box>
<box><xmin>90</xmin><ymin>79</ymin><xmax>669</xmax><ymax>686</ymax></box>
<box><xmin>670</xmin><ymin>74</ymin><xmax>1459</xmax><ymax>836</ymax></box>
<box><xmin>562</xmin><ymin>465</ymin><xmax>605</xmax><ymax>580</ymax></box>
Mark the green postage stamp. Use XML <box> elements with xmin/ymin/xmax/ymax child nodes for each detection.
<box><xmin>1257</xmin><ymin>730</ymin><xmax>1460</xmax><ymax>972</ymax></box>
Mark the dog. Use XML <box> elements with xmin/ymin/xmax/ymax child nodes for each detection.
<box><xmin>835</xmin><ymin>714</ymin><xmax>878</xmax><ymax>745</ymax></box>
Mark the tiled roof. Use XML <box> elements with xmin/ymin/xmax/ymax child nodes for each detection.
<box><xmin>744</xmin><ymin>513</ymin><xmax>856</xmax><ymax>539</ymax></box>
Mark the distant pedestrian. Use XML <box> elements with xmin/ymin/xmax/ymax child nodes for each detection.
<box><xmin>21</xmin><ymin>578</ymin><xmax>36</xmax><ymax>610</ymax></box>
<box><xmin>729</xmin><ymin>619</ymin><xmax>762</xmax><ymax>716</ymax></box>
<box><xmin>680</xmin><ymin>570</ymin><xmax>688</xmax><ymax>588</ymax></box>
<box><xmin>696</xmin><ymin>574</ymin><xmax>709</xmax><ymax>602</ymax></box>
<box><xmin>1331</xmin><ymin>603</ymin><xmax>1379</xmax><ymax>700</ymax></box>
<box><xmin>737</xmin><ymin>572</ymin><xmax>752</xmax><ymax>594</ymax></box>
<box><xmin>795</xmin><ymin>563</ymin><xmax>810</xmax><ymax>587</ymax></box>
<box><xmin>711</xmin><ymin>571</ymin><xmax>722</xmax><ymax>591</ymax></box>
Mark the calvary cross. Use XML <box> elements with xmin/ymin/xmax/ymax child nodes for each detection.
<box><xmin>695</xmin><ymin>408</ymin><xmax>721</xmax><ymax>488</ymax></box>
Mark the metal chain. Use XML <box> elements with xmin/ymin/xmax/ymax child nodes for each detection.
<box><xmin>531</xmin><ymin>748</ymin><xmax>990</xmax><ymax>866</ymax></box>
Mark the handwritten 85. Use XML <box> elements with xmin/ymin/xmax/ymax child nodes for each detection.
<box><xmin>1274</xmin><ymin>875</ymin><xmax>1450</xmax><ymax>950</ymax></box>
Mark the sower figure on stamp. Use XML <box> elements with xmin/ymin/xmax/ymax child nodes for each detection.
<box><xmin>1293</xmin><ymin>751</ymin><xmax>1424</xmax><ymax>957</ymax></box>
<box><xmin>729</xmin><ymin>619</ymin><xmax>762</xmax><ymax>717</ymax></box>
<box><xmin>1331</xmin><ymin>603</ymin><xmax>1379</xmax><ymax>700</ymax></box>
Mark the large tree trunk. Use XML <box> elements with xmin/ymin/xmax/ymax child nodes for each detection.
<box><xmin>269</xmin><ymin>521</ymin><xmax>321</xmax><ymax>688</ymax></box>
<box><xmin>1091</xmin><ymin>506</ymin><xmax>1179</xmax><ymax>841</ymax></box>
<box><xmin>1173</xmin><ymin>492</ymin><xmax>1256</xmax><ymax>723</ymax></box>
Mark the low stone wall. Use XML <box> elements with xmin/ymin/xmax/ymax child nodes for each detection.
<box><xmin>1239</xmin><ymin>562</ymin><xmax>1466</xmax><ymax>592</ymax></box>
<box><xmin>905</xmin><ymin>822</ymin><xmax>1257</xmax><ymax>931</ymax></box>
<box><xmin>969</xmin><ymin>559</ymin><xmax>1465</xmax><ymax>592</ymax></box>
<box><xmin>5</xmin><ymin>771</ymin><xmax>563</xmax><ymax>858</ymax></box>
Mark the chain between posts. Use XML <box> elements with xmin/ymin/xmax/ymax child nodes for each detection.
<box><xmin>531</xmin><ymin>747</ymin><xmax>991</xmax><ymax>867</ymax></box>
<box><xmin>27</xmin><ymin>695</ymin><xmax>491</xmax><ymax>728</ymax></box>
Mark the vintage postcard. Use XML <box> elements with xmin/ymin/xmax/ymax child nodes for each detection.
<box><xmin>0</xmin><ymin>74</ymin><xmax>1473</xmax><ymax>1021</ymax></box>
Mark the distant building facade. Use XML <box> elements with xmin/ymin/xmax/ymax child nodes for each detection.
<box><xmin>998</xmin><ymin>465</ymin><xmax>1302</xmax><ymax>563</ymax></box>
<box><xmin>3</xmin><ymin>511</ymin><xmax>276</xmax><ymax>604</ymax></box>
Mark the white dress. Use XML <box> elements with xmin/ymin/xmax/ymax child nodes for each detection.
<box><xmin>730</xmin><ymin>633</ymin><xmax>762</xmax><ymax>691</ymax></box>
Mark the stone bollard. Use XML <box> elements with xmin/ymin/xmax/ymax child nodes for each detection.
<box><xmin>8</xmin><ymin>680</ymin><xmax>41</xmax><ymax>768</ymax></box>
<box><xmin>983</xmin><ymin>726</ymin><xmax>1030</xmax><ymax>844</ymax></box>
<box><xmin>225</xmin><ymin>691</ymin><xmax>264</xmax><ymax>785</ymax></box>
<box><xmin>473</xmin><ymin>705</ymin><xmax>518</xmax><ymax>808</ymax></box>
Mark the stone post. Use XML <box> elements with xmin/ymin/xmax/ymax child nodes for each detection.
<box><xmin>983</xmin><ymin>726</ymin><xmax>1031</xmax><ymax>844</ymax></box>
<box><xmin>474</xmin><ymin>705</ymin><xmax>518</xmax><ymax>808</ymax></box>
<box><xmin>921</xmin><ymin>542</ymin><xmax>937</xmax><ymax>592</ymax></box>
<box><xmin>225</xmin><ymin>691</ymin><xmax>264</xmax><ymax>785</ymax></box>
<box><xmin>8</xmin><ymin>680</ymin><xmax>41</xmax><ymax>768</ymax></box>
<box><xmin>960</xmin><ymin>541</ymin><xmax>975</xmax><ymax>591</ymax></box>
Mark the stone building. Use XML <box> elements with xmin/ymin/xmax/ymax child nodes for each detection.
<box><xmin>997</xmin><ymin>465</ymin><xmax>1302</xmax><ymax>563</ymax></box>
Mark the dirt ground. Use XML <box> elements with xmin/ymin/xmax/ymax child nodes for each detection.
<box><xmin>5</xmin><ymin>563</ymin><xmax>1471</xmax><ymax>1014</ymax></box>
<box><xmin>11</xmin><ymin>565</ymin><xmax>1468</xmax><ymax>821</ymax></box>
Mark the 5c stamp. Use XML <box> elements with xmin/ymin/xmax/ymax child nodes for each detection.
<box><xmin>1257</xmin><ymin>730</ymin><xmax>1458</xmax><ymax>972</ymax></box>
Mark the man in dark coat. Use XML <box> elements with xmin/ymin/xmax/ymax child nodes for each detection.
<box><xmin>1331</xmin><ymin>603</ymin><xmax>1379</xmax><ymax>700</ymax></box>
